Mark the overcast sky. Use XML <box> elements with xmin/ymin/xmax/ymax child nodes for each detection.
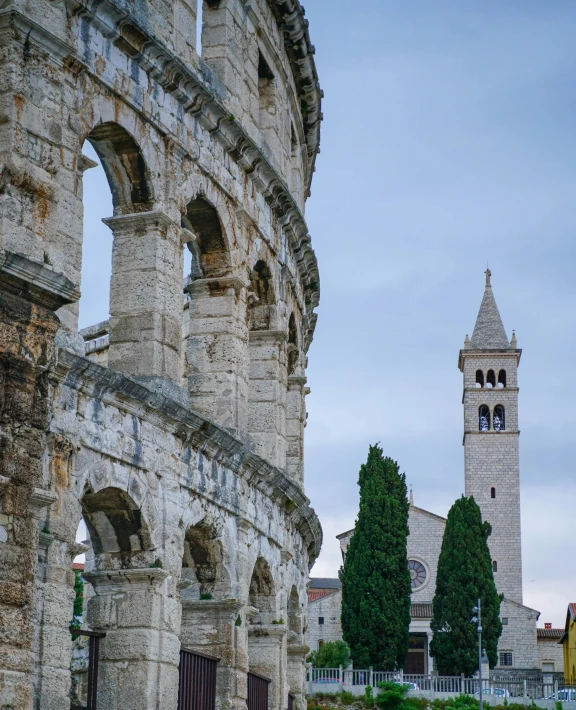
<box><xmin>79</xmin><ymin>1</ymin><xmax>576</xmax><ymax>627</ymax></box>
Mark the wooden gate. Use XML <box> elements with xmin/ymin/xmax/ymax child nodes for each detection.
<box><xmin>70</xmin><ymin>627</ymin><xmax>106</xmax><ymax>710</ymax></box>
<box><xmin>178</xmin><ymin>649</ymin><xmax>219</xmax><ymax>710</ymax></box>
<box><xmin>247</xmin><ymin>671</ymin><xmax>271</xmax><ymax>710</ymax></box>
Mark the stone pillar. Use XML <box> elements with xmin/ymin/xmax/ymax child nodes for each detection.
<box><xmin>287</xmin><ymin>644</ymin><xmax>309</xmax><ymax>710</ymax></box>
<box><xmin>0</xmin><ymin>251</ymin><xmax>77</xmax><ymax>710</ymax></box>
<box><xmin>285</xmin><ymin>376</ymin><xmax>307</xmax><ymax>488</ymax></box>
<box><xmin>248</xmin><ymin>624</ymin><xmax>287</xmax><ymax>710</ymax></box>
<box><xmin>248</xmin><ymin>331</ymin><xmax>288</xmax><ymax>469</ymax></box>
<box><xmin>186</xmin><ymin>277</ymin><xmax>249</xmax><ymax>430</ymax></box>
<box><xmin>104</xmin><ymin>211</ymin><xmax>183</xmax><ymax>385</ymax></box>
<box><xmin>33</xmin><ymin>536</ymin><xmax>81</xmax><ymax>710</ymax></box>
<box><xmin>180</xmin><ymin>599</ymin><xmax>246</xmax><ymax>710</ymax></box>
<box><xmin>84</xmin><ymin>568</ymin><xmax>181</xmax><ymax>710</ymax></box>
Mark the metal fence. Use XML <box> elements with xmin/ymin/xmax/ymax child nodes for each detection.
<box><xmin>307</xmin><ymin>667</ymin><xmax>576</xmax><ymax>701</ymax></box>
<box><xmin>247</xmin><ymin>671</ymin><xmax>271</xmax><ymax>710</ymax></box>
<box><xmin>70</xmin><ymin>627</ymin><xmax>106</xmax><ymax>710</ymax></box>
<box><xmin>178</xmin><ymin>649</ymin><xmax>219</xmax><ymax>710</ymax></box>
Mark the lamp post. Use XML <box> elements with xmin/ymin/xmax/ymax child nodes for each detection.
<box><xmin>471</xmin><ymin>599</ymin><xmax>483</xmax><ymax>710</ymax></box>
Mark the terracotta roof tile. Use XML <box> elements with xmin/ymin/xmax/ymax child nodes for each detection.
<box><xmin>411</xmin><ymin>603</ymin><xmax>433</xmax><ymax>619</ymax></box>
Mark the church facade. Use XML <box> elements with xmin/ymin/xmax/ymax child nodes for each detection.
<box><xmin>307</xmin><ymin>272</ymin><xmax>560</xmax><ymax>676</ymax></box>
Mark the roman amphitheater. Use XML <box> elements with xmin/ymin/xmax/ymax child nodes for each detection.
<box><xmin>0</xmin><ymin>0</ymin><xmax>322</xmax><ymax>708</ymax></box>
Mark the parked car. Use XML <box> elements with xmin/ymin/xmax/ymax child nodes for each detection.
<box><xmin>475</xmin><ymin>688</ymin><xmax>510</xmax><ymax>698</ymax></box>
<box><xmin>403</xmin><ymin>682</ymin><xmax>421</xmax><ymax>691</ymax></box>
<box><xmin>547</xmin><ymin>690</ymin><xmax>576</xmax><ymax>702</ymax></box>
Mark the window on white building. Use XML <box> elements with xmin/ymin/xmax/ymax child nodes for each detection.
<box><xmin>500</xmin><ymin>652</ymin><xmax>513</xmax><ymax>666</ymax></box>
<box><xmin>318</xmin><ymin>617</ymin><xmax>324</xmax><ymax>625</ymax></box>
<box><xmin>501</xmin><ymin>618</ymin><xmax>508</xmax><ymax>625</ymax></box>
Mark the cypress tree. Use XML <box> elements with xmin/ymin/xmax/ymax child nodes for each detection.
<box><xmin>339</xmin><ymin>445</ymin><xmax>411</xmax><ymax>670</ymax></box>
<box><xmin>430</xmin><ymin>495</ymin><xmax>503</xmax><ymax>676</ymax></box>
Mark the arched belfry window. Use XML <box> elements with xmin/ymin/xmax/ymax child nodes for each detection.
<box><xmin>494</xmin><ymin>405</ymin><xmax>505</xmax><ymax>432</ymax></box>
<box><xmin>491</xmin><ymin>487</ymin><xmax>496</xmax><ymax>499</ymax></box>
<box><xmin>475</xmin><ymin>370</ymin><xmax>484</xmax><ymax>388</ymax></box>
<box><xmin>479</xmin><ymin>405</ymin><xmax>490</xmax><ymax>431</ymax></box>
<box><xmin>486</xmin><ymin>369</ymin><xmax>496</xmax><ymax>388</ymax></box>
<box><xmin>493</xmin><ymin>560</ymin><xmax>498</xmax><ymax>573</ymax></box>
<box><xmin>498</xmin><ymin>370</ymin><xmax>506</xmax><ymax>388</ymax></box>
<box><xmin>287</xmin><ymin>313</ymin><xmax>298</xmax><ymax>375</ymax></box>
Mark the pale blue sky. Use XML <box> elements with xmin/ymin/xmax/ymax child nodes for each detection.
<box><xmin>79</xmin><ymin>1</ymin><xmax>576</xmax><ymax>626</ymax></box>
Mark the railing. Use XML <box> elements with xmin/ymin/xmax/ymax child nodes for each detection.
<box><xmin>307</xmin><ymin>668</ymin><xmax>576</xmax><ymax>702</ymax></box>
<box><xmin>70</xmin><ymin>628</ymin><xmax>106</xmax><ymax>710</ymax></box>
<box><xmin>178</xmin><ymin>649</ymin><xmax>219</xmax><ymax>710</ymax></box>
<box><xmin>247</xmin><ymin>671</ymin><xmax>271</xmax><ymax>710</ymax></box>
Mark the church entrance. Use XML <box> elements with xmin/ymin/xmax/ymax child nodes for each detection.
<box><xmin>404</xmin><ymin>635</ymin><xmax>427</xmax><ymax>674</ymax></box>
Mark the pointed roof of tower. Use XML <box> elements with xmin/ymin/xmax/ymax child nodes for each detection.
<box><xmin>470</xmin><ymin>269</ymin><xmax>510</xmax><ymax>350</ymax></box>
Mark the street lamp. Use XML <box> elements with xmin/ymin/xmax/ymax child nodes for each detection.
<box><xmin>471</xmin><ymin>599</ymin><xmax>483</xmax><ymax>710</ymax></box>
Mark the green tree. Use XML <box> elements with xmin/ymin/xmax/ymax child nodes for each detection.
<box><xmin>339</xmin><ymin>445</ymin><xmax>411</xmax><ymax>670</ymax></box>
<box><xmin>71</xmin><ymin>569</ymin><xmax>84</xmax><ymax>629</ymax></box>
<box><xmin>307</xmin><ymin>640</ymin><xmax>351</xmax><ymax>668</ymax></box>
<box><xmin>430</xmin><ymin>496</ymin><xmax>503</xmax><ymax>675</ymax></box>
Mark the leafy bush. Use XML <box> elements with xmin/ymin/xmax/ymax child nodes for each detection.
<box><xmin>341</xmin><ymin>691</ymin><xmax>355</xmax><ymax>706</ymax></box>
<box><xmin>375</xmin><ymin>682</ymin><xmax>409</xmax><ymax>710</ymax></box>
<box><xmin>365</xmin><ymin>686</ymin><xmax>374</xmax><ymax>708</ymax></box>
<box><xmin>405</xmin><ymin>698</ymin><xmax>428</xmax><ymax>710</ymax></box>
<box><xmin>307</xmin><ymin>641</ymin><xmax>351</xmax><ymax>669</ymax></box>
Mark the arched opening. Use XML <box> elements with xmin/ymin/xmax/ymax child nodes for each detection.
<box><xmin>479</xmin><ymin>405</ymin><xmax>490</xmax><ymax>431</ymax></box>
<box><xmin>492</xmin><ymin>560</ymin><xmax>498</xmax><ymax>573</ymax></box>
<box><xmin>78</xmin><ymin>141</ymin><xmax>113</xmax><ymax>332</ymax></box>
<box><xmin>249</xmin><ymin>260</ymin><xmax>276</xmax><ymax>331</ymax></box>
<box><xmin>183</xmin><ymin>196</ymin><xmax>230</xmax><ymax>278</ymax></box>
<box><xmin>249</xmin><ymin>557</ymin><xmax>276</xmax><ymax>622</ymax></box>
<box><xmin>486</xmin><ymin>369</ymin><xmax>496</xmax><ymax>388</ymax></box>
<box><xmin>475</xmin><ymin>370</ymin><xmax>484</xmax><ymax>388</ymax></box>
<box><xmin>81</xmin><ymin>487</ymin><xmax>153</xmax><ymax>569</ymax></box>
<box><xmin>498</xmin><ymin>369</ymin><xmax>507</xmax><ymax>388</ymax></box>
<box><xmin>87</xmin><ymin>122</ymin><xmax>153</xmax><ymax>214</ymax></box>
<box><xmin>491</xmin><ymin>487</ymin><xmax>496</xmax><ymax>499</ymax></box>
<box><xmin>287</xmin><ymin>313</ymin><xmax>298</xmax><ymax>375</ymax></box>
<box><xmin>494</xmin><ymin>405</ymin><xmax>505</xmax><ymax>431</ymax></box>
<box><xmin>180</xmin><ymin>521</ymin><xmax>228</xmax><ymax>600</ymax></box>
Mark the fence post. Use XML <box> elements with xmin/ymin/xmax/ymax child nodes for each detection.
<box><xmin>399</xmin><ymin>669</ymin><xmax>404</xmax><ymax>684</ymax></box>
<box><xmin>339</xmin><ymin>665</ymin><xmax>343</xmax><ymax>693</ymax></box>
<box><xmin>523</xmin><ymin>679</ymin><xmax>527</xmax><ymax>704</ymax></box>
<box><xmin>369</xmin><ymin>667</ymin><xmax>373</xmax><ymax>690</ymax></box>
<box><xmin>554</xmin><ymin>679</ymin><xmax>558</xmax><ymax>699</ymax></box>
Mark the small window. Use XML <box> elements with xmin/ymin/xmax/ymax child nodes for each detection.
<box><xmin>494</xmin><ymin>405</ymin><xmax>505</xmax><ymax>431</ymax></box>
<box><xmin>318</xmin><ymin>617</ymin><xmax>324</xmax><ymax>625</ymax></box>
<box><xmin>486</xmin><ymin>369</ymin><xmax>496</xmax><ymax>388</ymax></box>
<box><xmin>491</xmin><ymin>487</ymin><xmax>496</xmax><ymax>499</ymax></box>
<box><xmin>493</xmin><ymin>560</ymin><xmax>498</xmax><ymax>572</ymax></box>
<box><xmin>258</xmin><ymin>50</ymin><xmax>275</xmax><ymax>114</ymax></box>
<box><xmin>479</xmin><ymin>405</ymin><xmax>490</xmax><ymax>431</ymax></box>
<box><xmin>498</xmin><ymin>369</ymin><xmax>506</xmax><ymax>388</ymax></box>
<box><xmin>318</xmin><ymin>639</ymin><xmax>324</xmax><ymax>649</ymax></box>
<box><xmin>475</xmin><ymin>370</ymin><xmax>484</xmax><ymax>388</ymax></box>
<box><xmin>542</xmin><ymin>662</ymin><xmax>554</xmax><ymax>673</ymax></box>
<box><xmin>501</xmin><ymin>617</ymin><xmax>508</xmax><ymax>625</ymax></box>
<box><xmin>499</xmin><ymin>652</ymin><xmax>513</xmax><ymax>667</ymax></box>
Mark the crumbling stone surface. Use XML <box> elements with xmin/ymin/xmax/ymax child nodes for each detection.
<box><xmin>0</xmin><ymin>0</ymin><xmax>322</xmax><ymax>707</ymax></box>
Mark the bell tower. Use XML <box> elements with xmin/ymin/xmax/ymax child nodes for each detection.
<box><xmin>458</xmin><ymin>270</ymin><xmax>523</xmax><ymax>604</ymax></box>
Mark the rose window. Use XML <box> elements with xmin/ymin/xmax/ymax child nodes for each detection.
<box><xmin>408</xmin><ymin>560</ymin><xmax>427</xmax><ymax>590</ymax></box>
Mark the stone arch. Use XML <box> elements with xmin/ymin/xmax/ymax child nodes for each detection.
<box><xmin>183</xmin><ymin>195</ymin><xmax>232</xmax><ymax>278</ymax></box>
<box><xmin>249</xmin><ymin>556</ymin><xmax>277</xmax><ymax>619</ymax></box>
<box><xmin>81</xmin><ymin>486</ymin><xmax>154</xmax><ymax>567</ymax></box>
<box><xmin>86</xmin><ymin>122</ymin><xmax>154</xmax><ymax>215</ymax></box>
<box><xmin>249</xmin><ymin>259</ymin><xmax>276</xmax><ymax>331</ymax></box>
<box><xmin>181</xmin><ymin>519</ymin><xmax>231</xmax><ymax>599</ymax></box>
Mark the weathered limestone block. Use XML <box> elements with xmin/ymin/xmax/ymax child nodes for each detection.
<box><xmin>187</xmin><ymin>277</ymin><xmax>249</xmax><ymax>430</ymax></box>
<box><xmin>248</xmin><ymin>624</ymin><xmax>288</xmax><ymax>710</ymax></box>
<box><xmin>180</xmin><ymin>599</ymin><xmax>246</xmax><ymax>710</ymax></box>
<box><xmin>104</xmin><ymin>212</ymin><xmax>183</xmax><ymax>383</ymax></box>
<box><xmin>285</xmin><ymin>376</ymin><xmax>307</xmax><ymax>488</ymax></box>
<box><xmin>287</xmin><ymin>644</ymin><xmax>310</xmax><ymax>710</ymax></box>
<box><xmin>84</xmin><ymin>568</ymin><xmax>181</xmax><ymax>710</ymax></box>
<box><xmin>248</xmin><ymin>331</ymin><xmax>288</xmax><ymax>469</ymax></box>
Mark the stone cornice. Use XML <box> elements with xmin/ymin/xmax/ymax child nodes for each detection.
<box><xmin>63</xmin><ymin>0</ymin><xmax>320</xmax><ymax>334</ymax></box>
<box><xmin>54</xmin><ymin>349</ymin><xmax>322</xmax><ymax>565</ymax></box>
<box><xmin>458</xmin><ymin>348</ymin><xmax>522</xmax><ymax>371</ymax></box>
<box><xmin>83</xmin><ymin>567</ymin><xmax>169</xmax><ymax>591</ymax></box>
<box><xmin>0</xmin><ymin>250</ymin><xmax>80</xmax><ymax>310</ymax></box>
<box><xmin>102</xmin><ymin>210</ymin><xmax>178</xmax><ymax>233</ymax></box>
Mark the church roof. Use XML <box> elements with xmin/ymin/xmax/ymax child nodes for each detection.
<box><xmin>537</xmin><ymin>628</ymin><xmax>563</xmax><ymax>639</ymax></box>
<box><xmin>411</xmin><ymin>603</ymin><xmax>433</xmax><ymax>618</ymax></box>
<box><xmin>470</xmin><ymin>270</ymin><xmax>510</xmax><ymax>350</ymax></box>
<box><xmin>308</xmin><ymin>578</ymin><xmax>342</xmax><ymax>590</ymax></box>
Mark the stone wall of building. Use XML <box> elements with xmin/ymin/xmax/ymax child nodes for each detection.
<box><xmin>496</xmin><ymin>599</ymin><xmax>539</xmax><ymax>671</ymax></box>
<box><xmin>0</xmin><ymin>1</ymin><xmax>323</xmax><ymax>708</ymax></box>
<box><xmin>537</xmin><ymin>633</ymin><xmax>564</xmax><ymax>674</ymax></box>
<box><xmin>307</xmin><ymin>592</ymin><xmax>342</xmax><ymax>653</ymax></box>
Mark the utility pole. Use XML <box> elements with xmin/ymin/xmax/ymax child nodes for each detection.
<box><xmin>472</xmin><ymin>599</ymin><xmax>483</xmax><ymax>710</ymax></box>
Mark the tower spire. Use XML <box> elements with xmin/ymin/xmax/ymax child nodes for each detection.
<box><xmin>470</xmin><ymin>269</ymin><xmax>509</xmax><ymax>349</ymax></box>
